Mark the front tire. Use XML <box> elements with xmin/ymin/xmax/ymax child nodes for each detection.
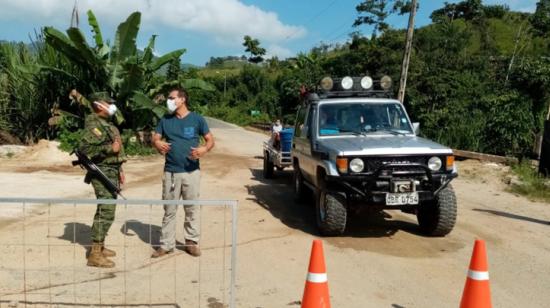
<box><xmin>417</xmin><ymin>185</ymin><xmax>457</xmax><ymax>236</ymax></box>
<box><xmin>315</xmin><ymin>189</ymin><xmax>347</xmax><ymax>236</ymax></box>
<box><xmin>293</xmin><ymin>163</ymin><xmax>308</xmax><ymax>201</ymax></box>
<box><xmin>263</xmin><ymin>152</ymin><xmax>274</xmax><ymax>179</ymax></box>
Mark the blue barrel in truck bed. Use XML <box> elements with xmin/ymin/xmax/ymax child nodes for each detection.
<box><xmin>280</xmin><ymin>128</ymin><xmax>294</xmax><ymax>152</ymax></box>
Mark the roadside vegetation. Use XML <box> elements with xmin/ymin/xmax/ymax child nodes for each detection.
<box><xmin>1</xmin><ymin>0</ymin><xmax>550</xmax><ymax>163</ymax></box>
<box><xmin>510</xmin><ymin>162</ymin><xmax>550</xmax><ymax>203</ymax></box>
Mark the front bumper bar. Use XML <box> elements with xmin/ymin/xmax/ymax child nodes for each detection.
<box><xmin>325</xmin><ymin>163</ymin><xmax>457</xmax><ymax>206</ymax></box>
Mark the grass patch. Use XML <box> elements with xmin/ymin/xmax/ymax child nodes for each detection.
<box><xmin>509</xmin><ymin>161</ymin><xmax>550</xmax><ymax>202</ymax></box>
<box><xmin>198</xmin><ymin>67</ymin><xmax>242</xmax><ymax>78</ymax></box>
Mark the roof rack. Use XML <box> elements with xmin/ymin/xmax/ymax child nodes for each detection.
<box><xmin>304</xmin><ymin>75</ymin><xmax>395</xmax><ymax>100</ymax></box>
<box><xmin>317</xmin><ymin>90</ymin><xmax>393</xmax><ymax>99</ymax></box>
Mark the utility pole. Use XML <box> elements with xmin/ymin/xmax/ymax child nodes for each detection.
<box><xmin>539</xmin><ymin>103</ymin><xmax>550</xmax><ymax>176</ymax></box>
<box><xmin>216</xmin><ymin>71</ymin><xmax>227</xmax><ymax>99</ymax></box>
<box><xmin>397</xmin><ymin>0</ymin><xmax>418</xmax><ymax>103</ymax></box>
<box><xmin>224</xmin><ymin>72</ymin><xmax>227</xmax><ymax>99</ymax></box>
<box><xmin>505</xmin><ymin>22</ymin><xmax>525</xmax><ymax>85</ymax></box>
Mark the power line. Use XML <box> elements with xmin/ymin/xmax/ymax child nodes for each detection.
<box><xmin>324</xmin><ymin>21</ymin><xmax>352</xmax><ymax>41</ymax></box>
<box><xmin>328</xmin><ymin>27</ymin><xmax>354</xmax><ymax>42</ymax></box>
<box><xmin>285</xmin><ymin>0</ymin><xmax>340</xmax><ymax>40</ymax></box>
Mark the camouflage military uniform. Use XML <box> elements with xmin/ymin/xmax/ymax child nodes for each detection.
<box><xmin>80</xmin><ymin>113</ymin><xmax>126</xmax><ymax>243</ymax></box>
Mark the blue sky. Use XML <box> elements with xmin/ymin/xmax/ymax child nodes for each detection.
<box><xmin>0</xmin><ymin>0</ymin><xmax>538</xmax><ymax>66</ymax></box>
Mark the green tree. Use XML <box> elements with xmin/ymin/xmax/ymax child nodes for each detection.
<box><xmin>354</xmin><ymin>0</ymin><xmax>414</xmax><ymax>37</ymax></box>
<box><xmin>530</xmin><ymin>0</ymin><xmax>550</xmax><ymax>36</ymax></box>
<box><xmin>242</xmin><ymin>35</ymin><xmax>266</xmax><ymax>64</ymax></box>
<box><xmin>430</xmin><ymin>0</ymin><xmax>483</xmax><ymax>22</ymax></box>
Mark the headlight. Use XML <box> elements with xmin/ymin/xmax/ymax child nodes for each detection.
<box><xmin>349</xmin><ymin>158</ymin><xmax>364</xmax><ymax>173</ymax></box>
<box><xmin>360</xmin><ymin>76</ymin><xmax>373</xmax><ymax>90</ymax></box>
<box><xmin>341</xmin><ymin>76</ymin><xmax>354</xmax><ymax>90</ymax></box>
<box><xmin>428</xmin><ymin>156</ymin><xmax>442</xmax><ymax>171</ymax></box>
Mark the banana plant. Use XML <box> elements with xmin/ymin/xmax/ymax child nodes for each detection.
<box><xmin>35</xmin><ymin>10</ymin><xmax>210</xmax><ymax>130</ymax></box>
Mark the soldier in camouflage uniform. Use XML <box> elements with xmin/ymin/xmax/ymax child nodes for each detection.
<box><xmin>73</xmin><ymin>91</ymin><xmax>126</xmax><ymax>268</ymax></box>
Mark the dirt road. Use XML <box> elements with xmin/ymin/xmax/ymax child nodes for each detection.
<box><xmin>0</xmin><ymin>121</ymin><xmax>549</xmax><ymax>307</ymax></box>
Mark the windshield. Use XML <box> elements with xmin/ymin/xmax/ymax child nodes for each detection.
<box><xmin>318</xmin><ymin>102</ymin><xmax>413</xmax><ymax>136</ymax></box>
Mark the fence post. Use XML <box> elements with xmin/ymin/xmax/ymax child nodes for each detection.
<box><xmin>539</xmin><ymin>120</ymin><xmax>550</xmax><ymax>176</ymax></box>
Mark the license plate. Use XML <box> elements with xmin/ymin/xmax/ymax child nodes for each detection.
<box><xmin>386</xmin><ymin>192</ymin><xmax>419</xmax><ymax>205</ymax></box>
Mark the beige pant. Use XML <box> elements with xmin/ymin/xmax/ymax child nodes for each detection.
<box><xmin>160</xmin><ymin>170</ymin><xmax>201</xmax><ymax>250</ymax></box>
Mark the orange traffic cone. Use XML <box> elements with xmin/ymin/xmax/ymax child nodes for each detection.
<box><xmin>302</xmin><ymin>239</ymin><xmax>331</xmax><ymax>308</ymax></box>
<box><xmin>460</xmin><ymin>239</ymin><xmax>492</xmax><ymax>308</ymax></box>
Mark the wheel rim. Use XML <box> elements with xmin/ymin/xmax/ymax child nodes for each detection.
<box><xmin>294</xmin><ymin>171</ymin><xmax>300</xmax><ymax>192</ymax></box>
<box><xmin>319</xmin><ymin>192</ymin><xmax>327</xmax><ymax>222</ymax></box>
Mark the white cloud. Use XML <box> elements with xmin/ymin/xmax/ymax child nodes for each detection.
<box><xmin>0</xmin><ymin>0</ymin><xmax>306</xmax><ymax>44</ymax></box>
<box><xmin>267</xmin><ymin>44</ymin><xmax>294</xmax><ymax>59</ymax></box>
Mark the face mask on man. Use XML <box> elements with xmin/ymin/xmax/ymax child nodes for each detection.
<box><xmin>166</xmin><ymin>99</ymin><xmax>177</xmax><ymax>113</ymax></box>
<box><xmin>94</xmin><ymin>101</ymin><xmax>117</xmax><ymax>117</ymax></box>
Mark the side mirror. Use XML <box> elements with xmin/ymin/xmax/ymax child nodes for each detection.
<box><xmin>412</xmin><ymin>122</ymin><xmax>420</xmax><ymax>135</ymax></box>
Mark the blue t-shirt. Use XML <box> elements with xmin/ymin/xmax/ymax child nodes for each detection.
<box><xmin>155</xmin><ymin>112</ymin><xmax>210</xmax><ymax>173</ymax></box>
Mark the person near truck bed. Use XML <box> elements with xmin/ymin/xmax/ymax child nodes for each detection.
<box><xmin>271</xmin><ymin>119</ymin><xmax>283</xmax><ymax>149</ymax></box>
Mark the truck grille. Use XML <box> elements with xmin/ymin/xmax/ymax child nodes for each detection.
<box><xmin>363</xmin><ymin>156</ymin><xmax>429</xmax><ymax>173</ymax></box>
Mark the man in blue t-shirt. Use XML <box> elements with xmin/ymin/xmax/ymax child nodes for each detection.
<box><xmin>151</xmin><ymin>87</ymin><xmax>215</xmax><ymax>258</ymax></box>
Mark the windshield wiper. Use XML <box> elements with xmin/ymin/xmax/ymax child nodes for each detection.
<box><xmin>376</xmin><ymin>128</ymin><xmax>408</xmax><ymax>136</ymax></box>
<box><xmin>339</xmin><ymin>129</ymin><xmax>367</xmax><ymax>136</ymax></box>
<box><xmin>361</xmin><ymin>127</ymin><xmax>409</xmax><ymax>135</ymax></box>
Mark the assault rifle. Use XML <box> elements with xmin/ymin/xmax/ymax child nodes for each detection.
<box><xmin>71</xmin><ymin>149</ymin><xmax>125</xmax><ymax>199</ymax></box>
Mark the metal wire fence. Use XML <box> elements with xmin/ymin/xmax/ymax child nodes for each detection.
<box><xmin>0</xmin><ymin>198</ymin><xmax>238</xmax><ymax>308</ymax></box>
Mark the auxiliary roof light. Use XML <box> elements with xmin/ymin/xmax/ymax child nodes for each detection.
<box><xmin>380</xmin><ymin>75</ymin><xmax>392</xmax><ymax>90</ymax></box>
<box><xmin>320</xmin><ymin>76</ymin><xmax>334</xmax><ymax>91</ymax></box>
<box><xmin>341</xmin><ymin>76</ymin><xmax>354</xmax><ymax>90</ymax></box>
<box><xmin>360</xmin><ymin>76</ymin><xmax>373</xmax><ymax>90</ymax></box>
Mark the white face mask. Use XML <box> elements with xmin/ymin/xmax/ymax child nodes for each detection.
<box><xmin>94</xmin><ymin>101</ymin><xmax>117</xmax><ymax>117</ymax></box>
<box><xmin>107</xmin><ymin>104</ymin><xmax>117</xmax><ymax>116</ymax></box>
<box><xmin>166</xmin><ymin>99</ymin><xmax>177</xmax><ymax>113</ymax></box>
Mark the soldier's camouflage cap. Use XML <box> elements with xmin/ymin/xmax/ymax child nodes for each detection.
<box><xmin>90</xmin><ymin>92</ymin><xmax>116</xmax><ymax>103</ymax></box>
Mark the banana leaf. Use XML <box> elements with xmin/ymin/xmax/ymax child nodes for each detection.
<box><xmin>66</xmin><ymin>28</ymin><xmax>100</xmax><ymax>69</ymax></box>
<box><xmin>119</xmin><ymin>59</ymin><xmax>145</xmax><ymax>98</ymax></box>
<box><xmin>112</xmin><ymin>12</ymin><xmax>140</xmax><ymax>64</ymax></box>
<box><xmin>16</xmin><ymin>64</ymin><xmax>78</xmax><ymax>81</ymax></box>
<box><xmin>142</xmin><ymin>35</ymin><xmax>157</xmax><ymax>65</ymax></box>
<box><xmin>43</xmin><ymin>27</ymin><xmax>87</xmax><ymax>66</ymax></box>
<box><xmin>87</xmin><ymin>10</ymin><xmax>104</xmax><ymax>49</ymax></box>
<box><xmin>131</xmin><ymin>91</ymin><xmax>167</xmax><ymax>119</ymax></box>
<box><xmin>149</xmin><ymin>49</ymin><xmax>186</xmax><ymax>72</ymax></box>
